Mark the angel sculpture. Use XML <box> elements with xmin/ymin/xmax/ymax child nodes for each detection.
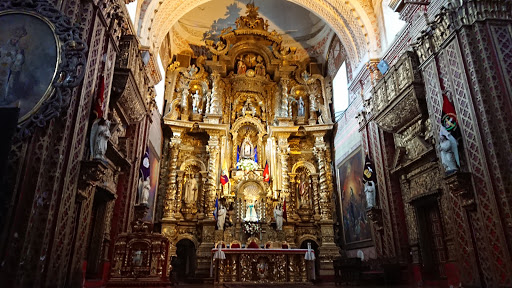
<box><xmin>90</xmin><ymin>118</ymin><xmax>111</xmax><ymax>160</ymax></box>
<box><xmin>138</xmin><ymin>176</ymin><xmax>151</xmax><ymax>204</ymax></box>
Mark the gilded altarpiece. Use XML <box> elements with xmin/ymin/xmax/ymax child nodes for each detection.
<box><xmin>157</xmin><ymin>4</ymin><xmax>338</xmax><ymax>280</ymax></box>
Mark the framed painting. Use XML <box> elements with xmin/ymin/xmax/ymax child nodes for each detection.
<box><xmin>0</xmin><ymin>0</ymin><xmax>87</xmax><ymax>137</ymax></box>
<box><xmin>143</xmin><ymin>145</ymin><xmax>160</xmax><ymax>222</ymax></box>
<box><xmin>338</xmin><ymin>147</ymin><xmax>373</xmax><ymax>248</ymax></box>
<box><xmin>0</xmin><ymin>12</ymin><xmax>59</xmax><ymax>122</ymax></box>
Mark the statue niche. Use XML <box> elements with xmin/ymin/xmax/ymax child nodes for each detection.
<box><xmin>236</xmin><ymin>53</ymin><xmax>266</xmax><ymax>77</ymax></box>
<box><xmin>181</xmin><ymin>164</ymin><xmax>203</xmax><ymax>217</ymax></box>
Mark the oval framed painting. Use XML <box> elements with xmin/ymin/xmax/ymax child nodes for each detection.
<box><xmin>0</xmin><ymin>11</ymin><xmax>60</xmax><ymax>123</ymax></box>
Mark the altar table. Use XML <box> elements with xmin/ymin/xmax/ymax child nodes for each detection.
<box><xmin>211</xmin><ymin>248</ymin><xmax>313</xmax><ymax>283</ymax></box>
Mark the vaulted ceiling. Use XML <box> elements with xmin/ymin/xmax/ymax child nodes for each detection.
<box><xmin>134</xmin><ymin>0</ymin><xmax>382</xmax><ymax>66</ymax></box>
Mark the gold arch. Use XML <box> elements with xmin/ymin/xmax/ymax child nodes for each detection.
<box><xmin>135</xmin><ymin>0</ymin><xmax>380</xmax><ymax>65</ymax></box>
<box><xmin>176</xmin><ymin>234</ymin><xmax>199</xmax><ymax>249</ymax></box>
<box><xmin>231</xmin><ymin>115</ymin><xmax>267</xmax><ymax>136</ymax></box>
<box><xmin>291</xmin><ymin>161</ymin><xmax>317</xmax><ymax>174</ymax></box>
<box><xmin>180</xmin><ymin>158</ymin><xmax>207</xmax><ymax>171</ymax></box>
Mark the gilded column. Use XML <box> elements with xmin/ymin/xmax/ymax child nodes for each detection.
<box><xmin>163</xmin><ymin>134</ymin><xmax>182</xmax><ymax>220</ymax></box>
<box><xmin>176</xmin><ymin>171</ymin><xmax>184</xmax><ymax>218</ymax></box>
<box><xmin>198</xmin><ymin>171</ymin><xmax>208</xmax><ymax>219</ymax></box>
<box><xmin>313</xmin><ymin>134</ymin><xmax>332</xmax><ymax>221</ymax></box>
<box><xmin>206</xmin><ymin>133</ymin><xmax>221</xmax><ymax>219</ymax></box>
<box><xmin>277</xmin><ymin>137</ymin><xmax>290</xmax><ymax>194</ymax></box>
<box><xmin>311</xmin><ymin>173</ymin><xmax>320</xmax><ymax>220</ymax></box>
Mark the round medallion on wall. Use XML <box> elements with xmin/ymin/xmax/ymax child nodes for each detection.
<box><xmin>0</xmin><ymin>12</ymin><xmax>59</xmax><ymax>123</ymax></box>
<box><xmin>0</xmin><ymin>1</ymin><xmax>87</xmax><ymax>138</ymax></box>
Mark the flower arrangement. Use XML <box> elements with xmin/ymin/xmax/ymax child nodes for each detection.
<box><xmin>243</xmin><ymin>221</ymin><xmax>261</xmax><ymax>235</ymax></box>
<box><xmin>237</xmin><ymin>159</ymin><xmax>259</xmax><ymax>172</ymax></box>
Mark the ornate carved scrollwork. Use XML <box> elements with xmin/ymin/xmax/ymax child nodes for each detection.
<box><xmin>369</xmin><ymin>51</ymin><xmax>426</xmax><ymax>134</ymax></box>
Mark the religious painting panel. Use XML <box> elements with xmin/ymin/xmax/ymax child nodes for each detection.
<box><xmin>143</xmin><ymin>145</ymin><xmax>160</xmax><ymax>221</ymax></box>
<box><xmin>0</xmin><ymin>12</ymin><xmax>58</xmax><ymax>121</ymax></box>
<box><xmin>0</xmin><ymin>5</ymin><xmax>86</xmax><ymax>136</ymax></box>
<box><xmin>338</xmin><ymin>147</ymin><xmax>373</xmax><ymax>248</ymax></box>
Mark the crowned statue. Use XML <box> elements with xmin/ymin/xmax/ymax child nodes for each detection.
<box><xmin>241</xmin><ymin>136</ymin><xmax>255</xmax><ymax>160</ymax></box>
<box><xmin>244</xmin><ymin>200</ymin><xmax>259</xmax><ymax>222</ymax></box>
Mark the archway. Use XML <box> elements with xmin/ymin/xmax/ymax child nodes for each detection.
<box><xmin>173</xmin><ymin>239</ymin><xmax>197</xmax><ymax>282</ymax></box>
<box><xmin>135</xmin><ymin>0</ymin><xmax>380</xmax><ymax>64</ymax></box>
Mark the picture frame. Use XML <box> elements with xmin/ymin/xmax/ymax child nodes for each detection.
<box><xmin>0</xmin><ymin>0</ymin><xmax>87</xmax><ymax>138</ymax></box>
<box><xmin>337</xmin><ymin>147</ymin><xmax>373</xmax><ymax>249</ymax></box>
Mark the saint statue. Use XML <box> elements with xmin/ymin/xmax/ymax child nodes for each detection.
<box><xmin>439</xmin><ymin>133</ymin><xmax>459</xmax><ymax>173</ymax></box>
<box><xmin>184</xmin><ymin>174</ymin><xmax>199</xmax><ymax>204</ymax></box>
<box><xmin>0</xmin><ymin>26</ymin><xmax>27</xmax><ymax>104</ymax></box>
<box><xmin>90</xmin><ymin>118</ymin><xmax>111</xmax><ymax>160</ymax></box>
<box><xmin>255</xmin><ymin>56</ymin><xmax>265</xmax><ymax>76</ymax></box>
<box><xmin>274</xmin><ymin>204</ymin><xmax>283</xmax><ymax>231</ymax></box>
<box><xmin>237</xmin><ymin>58</ymin><xmax>247</xmax><ymax>75</ymax></box>
<box><xmin>298</xmin><ymin>96</ymin><xmax>305</xmax><ymax>117</ymax></box>
<box><xmin>217</xmin><ymin>203</ymin><xmax>227</xmax><ymax>230</ymax></box>
<box><xmin>244</xmin><ymin>200</ymin><xmax>258</xmax><ymax>222</ymax></box>
<box><xmin>298</xmin><ymin>174</ymin><xmax>310</xmax><ymax>206</ymax></box>
<box><xmin>364</xmin><ymin>180</ymin><xmax>376</xmax><ymax>208</ymax></box>
<box><xmin>192</xmin><ymin>90</ymin><xmax>201</xmax><ymax>113</ymax></box>
<box><xmin>187</xmin><ymin>64</ymin><xmax>198</xmax><ymax>76</ymax></box>
<box><xmin>241</xmin><ymin>135</ymin><xmax>254</xmax><ymax>159</ymax></box>
<box><xmin>138</xmin><ymin>176</ymin><xmax>151</xmax><ymax>205</ymax></box>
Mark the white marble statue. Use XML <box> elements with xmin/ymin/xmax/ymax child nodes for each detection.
<box><xmin>298</xmin><ymin>96</ymin><xmax>305</xmax><ymax>117</ymax></box>
<box><xmin>274</xmin><ymin>204</ymin><xmax>283</xmax><ymax>231</ymax></box>
<box><xmin>439</xmin><ymin>133</ymin><xmax>459</xmax><ymax>172</ymax></box>
<box><xmin>217</xmin><ymin>204</ymin><xmax>227</xmax><ymax>230</ymax></box>
<box><xmin>244</xmin><ymin>200</ymin><xmax>258</xmax><ymax>222</ymax></box>
<box><xmin>184</xmin><ymin>174</ymin><xmax>199</xmax><ymax>204</ymax></box>
<box><xmin>138</xmin><ymin>176</ymin><xmax>151</xmax><ymax>204</ymax></box>
<box><xmin>364</xmin><ymin>180</ymin><xmax>376</xmax><ymax>208</ymax></box>
<box><xmin>192</xmin><ymin>90</ymin><xmax>201</xmax><ymax>113</ymax></box>
<box><xmin>90</xmin><ymin>118</ymin><xmax>111</xmax><ymax>160</ymax></box>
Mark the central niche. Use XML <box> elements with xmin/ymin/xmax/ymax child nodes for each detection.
<box><xmin>238</xmin><ymin>180</ymin><xmax>266</xmax><ymax>222</ymax></box>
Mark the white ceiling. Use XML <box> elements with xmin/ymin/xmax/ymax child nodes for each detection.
<box><xmin>171</xmin><ymin>0</ymin><xmax>335</xmax><ymax>61</ymax></box>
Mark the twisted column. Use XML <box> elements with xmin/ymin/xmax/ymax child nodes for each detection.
<box><xmin>311</xmin><ymin>174</ymin><xmax>320</xmax><ymax>218</ymax></box>
<box><xmin>277</xmin><ymin>137</ymin><xmax>290</xmax><ymax>194</ymax></box>
<box><xmin>313</xmin><ymin>134</ymin><xmax>332</xmax><ymax>220</ymax></box>
<box><xmin>176</xmin><ymin>171</ymin><xmax>184</xmax><ymax>218</ymax></box>
<box><xmin>206</xmin><ymin>134</ymin><xmax>221</xmax><ymax>220</ymax></box>
<box><xmin>198</xmin><ymin>171</ymin><xmax>208</xmax><ymax>218</ymax></box>
<box><xmin>163</xmin><ymin>135</ymin><xmax>182</xmax><ymax>220</ymax></box>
